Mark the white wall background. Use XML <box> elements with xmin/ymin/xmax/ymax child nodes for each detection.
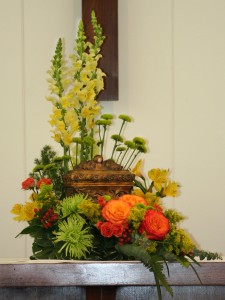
<box><xmin>1</xmin><ymin>0</ymin><xmax>225</xmax><ymax>258</ymax></box>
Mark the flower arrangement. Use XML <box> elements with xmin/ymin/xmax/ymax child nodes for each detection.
<box><xmin>11</xmin><ymin>12</ymin><xmax>221</xmax><ymax>300</ymax></box>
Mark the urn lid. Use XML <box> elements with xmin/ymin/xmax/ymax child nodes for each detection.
<box><xmin>63</xmin><ymin>155</ymin><xmax>135</xmax><ymax>183</ymax></box>
<box><xmin>63</xmin><ymin>156</ymin><xmax>135</xmax><ymax>199</ymax></box>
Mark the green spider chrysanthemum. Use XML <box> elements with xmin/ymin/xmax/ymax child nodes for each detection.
<box><xmin>54</xmin><ymin>215</ymin><xmax>93</xmax><ymax>259</ymax></box>
<box><xmin>59</xmin><ymin>194</ymin><xmax>88</xmax><ymax>218</ymax></box>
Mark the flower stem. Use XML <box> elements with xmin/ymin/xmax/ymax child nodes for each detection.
<box><xmin>124</xmin><ymin>148</ymin><xmax>136</xmax><ymax>169</ymax></box>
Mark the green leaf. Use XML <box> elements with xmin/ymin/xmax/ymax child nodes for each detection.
<box><xmin>133</xmin><ymin>179</ymin><xmax>147</xmax><ymax>194</ymax></box>
<box><xmin>16</xmin><ymin>225</ymin><xmax>43</xmax><ymax>237</ymax></box>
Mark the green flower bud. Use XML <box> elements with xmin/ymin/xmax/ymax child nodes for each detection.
<box><xmin>124</xmin><ymin>140</ymin><xmax>136</xmax><ymax>149</ymax></box>
<box><xmin>133</xmin><ymin>137</ymin><xmax>146</xmax><ymax>145</ymax></box>
<box><xmin>72</xmin><ymin>137</ymin><xmax>82</xmax><ymax>144</ymax></box>
<box><xmin>95</xmin><ymin>119</ymin><xmax>112</xmax><ymax>126</ymax></box>
<box><xmin>33</xmin><ymin>165</ymin><xmax>44</xmax><ymax>172</ymax></box>
<box><xmin>111</xmin><ymin>134</ymin><xmax>124</xmax><ymax>142</ymax></box>
<box><xmin>119</xmin><ymin>115</ymin><xmax>132</xmax><ymax>122</ymax></box>
<box><xmin>83</xmin><ymin>136</ymin><xmax>95</xmax><ymax>146</ymax></box>
<box><xmin>43</xmin><ymin>164</ymin><xmax>57</xmax><ymax>171</ymax></box>
<box><xmin>100</xmin><ymin>114</ymin><xmax>114</xmax><ymax>120</ymax></box>
<box><xmin>137</xmin><ymin>145</ymin><xmax>147</xmax><ymax>153</ymax></box>
<box><xmin>53</xmin><ymin>157</ymin><xmax>64</xmax><ymax>162</ymax></box>
<box><xmin>116</xmin><ymin>146</ymin><xmax>126</xmax><ymax>152</ymax></box>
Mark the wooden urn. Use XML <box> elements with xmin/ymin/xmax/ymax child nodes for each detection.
<box><xmin>63</xmin><ymin>155</ymin><xmax>135</xmax><ymax>200</ymax></box>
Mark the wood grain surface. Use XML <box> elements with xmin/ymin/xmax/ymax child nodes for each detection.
<box><xmin>82</xmin><ymin>0</ymin><xmax>118</xmax><ymax>101</ymax></box>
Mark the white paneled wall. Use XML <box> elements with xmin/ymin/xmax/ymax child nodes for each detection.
<box><xmin>174</xmin><ymin>0</ymin><xmax>225</xmax><ymax>253</ymax></box>
<box><xmin>1</xmin><ymin>0</ymin><xmax>225</xmax><ymax>258</ymax></box>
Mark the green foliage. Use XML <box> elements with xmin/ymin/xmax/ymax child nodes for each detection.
<box><xmin>193</xmin><ymin>248</ymin><xmax>222</xmax><ymax>260</ymax></box>
<box><xmin>88</xmin><ymin>227</ymin><xmax>127</xmax><ymax>261</ymax></box>
<box><xmin>30</xmin><ymin>145</ymin><xmax>68</xmax><ymax>199</ymax></box>
<box><xmin>116</xmin><ymin>243</ymin><xmax>173</xmax><ymax>300</ymax></box>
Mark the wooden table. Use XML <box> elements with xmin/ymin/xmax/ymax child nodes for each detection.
<box><xmin>0</xmin><ymin>260</ymin><xmax>225</xmax><ymax>299</ymax></box>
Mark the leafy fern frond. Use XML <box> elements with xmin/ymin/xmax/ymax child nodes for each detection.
<box><xmin>116</xmin><ymin>244</ymin><xmax>173</xmax><ymax>300</ymax></box>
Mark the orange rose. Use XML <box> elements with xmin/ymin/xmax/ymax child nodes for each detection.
<box><xmin>102</xmin><ymin>199</ymin><xmax>131</xmax><ymax>225</ymax></box>
<box><xmin>139</xmin><ymin>209</ymin><xmax>170</xmax><ymax>240</ymax></box>
<box><xmin>118</xmin><ymin>194</ymin><xmax>148</xmax><ymax>207</ymax></box>
<box><xmin>99</xmin><ymin>222</ymin><xmax>114</xmax><ymax>237</ymax></box>
<box><xmin>112</xmin><ymin>223</ymin><xmax>124</xmax><ymax>237</ymax></box>
<box><xmin>96</xmin><ymin>221</ymin><xmax>103</xmax><ymax>229</ymax></box>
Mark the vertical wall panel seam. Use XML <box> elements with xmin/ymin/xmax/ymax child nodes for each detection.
<box><xmin>21</xmin><ymin>0</ymin><xmax>26</xmax><ymax>193</ymax></box>
<box><xmin>20</xmin><ymin>0</ymin><xmax>28</xmax><ymax>257</ymax></box>
<box><xmin>171</xmin><ymin>0</ymin><xmax>176</xmax><ymax>208</ymax></box>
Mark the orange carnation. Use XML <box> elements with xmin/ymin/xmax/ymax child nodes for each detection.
<box><xmin>102</xmin><ymin>199</ymin><xmax>131</xmax><ymax>225</ymax></box>
<box><xmin>118</xmin><ymin>194</ymin><xmax>148</xmax><ymax>207</ymax></box>
<box><xmin>139</xmin><ymin>209</ymin><xmax>170</xmax><ymax>240</ymax></box>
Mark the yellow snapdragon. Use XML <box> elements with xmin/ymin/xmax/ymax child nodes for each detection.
<box><xmin>46</xmin><ymin>12</ymin><xmax>105</xmax><ymax>164</ymax></box>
